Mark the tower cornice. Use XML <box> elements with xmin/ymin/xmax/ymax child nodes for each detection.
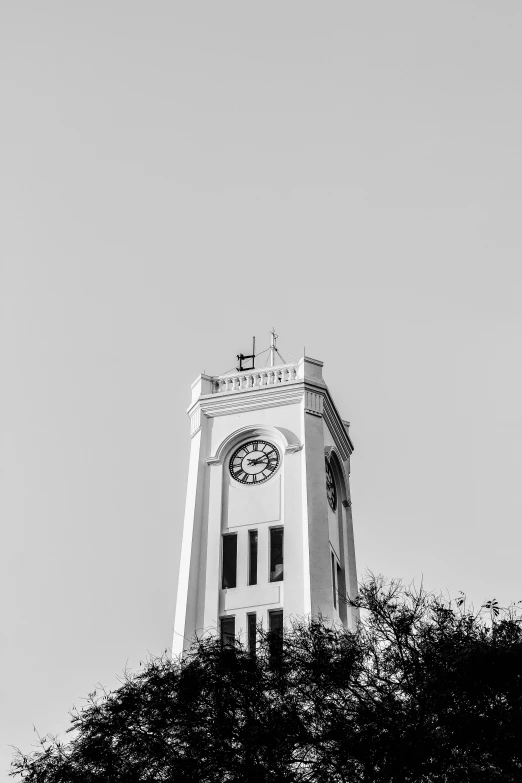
<box><xmin>187</xmin><ymin>375</ymin><xmax>353</xmax><ymax>459</ymax></box>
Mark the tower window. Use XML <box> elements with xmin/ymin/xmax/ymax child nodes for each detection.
<box><xmin>221</xmin><ymin>616</ymin><xmax>235</xmax><ymax>647</ymax></box>
<box><xmin>247</xmin><ymin>613</ymin><xmax>257</xmax><ymax>655</ymax></box>
<box><xmin>248</xmin><ymin>530</ymin><xmax>258</xmax><ymax>586</ymax></box>
<box><xmin>222</xmin><ymin>534</ymin><xmax>237</xmax><ymax>589</ymax></box>
<box><xmin>269</xmin><ymin>609</ymin><xmax>283</xmax><ymax>635</ymax></box>
<box><xmin>331</xmin><ymin>552</ymin><xmax>337</xmax><ymax>609</ymax></box>
<box><xmin>270</xmin><ymin>527</ymin><xmax>284</xmax><ymax>582</ymax></box>
<box><xmin>268</xmin><ymin>609</ymin><xmax>283</xmax><ymax>663</ymax></box>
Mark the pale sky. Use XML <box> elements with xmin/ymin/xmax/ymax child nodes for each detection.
<box><xmin>2</xmin><ymin>2</ymin><xmax>522</xmax><ymax>777</ymax></box>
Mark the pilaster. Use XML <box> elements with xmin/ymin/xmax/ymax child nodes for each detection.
<box><xmin>173</xmin><ymin>418</ymin><xmax>209</xmax><ymax>655</ymax></box>
<box><xmin>302</xmin><ymin>401</ymin><xmax>333</xmax><ymax>618</ymax></box>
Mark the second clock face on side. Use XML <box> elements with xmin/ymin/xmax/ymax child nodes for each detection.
<box><xmin>325</xmin><ymin>459</ymin><xmax>337</xmax><ymax>511</ymax></box>
<box><xmin>229</xmin><ymin>440</ymin><xmax>280</xmax><ymax>485</ymax></box>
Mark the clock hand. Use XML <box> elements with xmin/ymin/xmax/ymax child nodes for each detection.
<box><xmin>247</xmin><ymin>456</ymin><xmax>275</xmax><ymax>466</ymax></box>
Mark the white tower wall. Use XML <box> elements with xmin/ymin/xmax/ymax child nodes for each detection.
<box><xmin>173</xmin><ymin>355</ymin><xmax>358</xmax><ymax>655</ymax></box>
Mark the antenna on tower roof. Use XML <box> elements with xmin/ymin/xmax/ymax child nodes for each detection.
<box><xmin>236</xmin><ymin>336</ymin><xmax>256</xmax><ymax>372</ymax></box>
<box><xmin>269</xmin><ymin>327</ymin><xmax>278</xmax><ymax>367</ymax></box>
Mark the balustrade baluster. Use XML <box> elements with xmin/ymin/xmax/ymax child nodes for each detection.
<box><xmin>213</xmin><ymin>364</ymin><xmax>300</xmax><ymax>393</ymax></box>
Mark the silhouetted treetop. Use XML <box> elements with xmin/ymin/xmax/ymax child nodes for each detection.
<box><xmin>11</xmin><ymin>576</ymin><xmax>522</xmax><ymax>782</ymax></box>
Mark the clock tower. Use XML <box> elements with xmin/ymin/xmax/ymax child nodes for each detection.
<box><xmin>173</xmin><ymin>348</ymin><xmax>358</xmax><ymax>655</ymax></box>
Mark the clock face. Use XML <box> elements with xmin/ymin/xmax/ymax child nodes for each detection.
<box><xmin>325</xmin><ymin>459</ymin><xmax>337</xmax><ymax>511</ymax></box>
<box><xmin>229</xmin><ymin>440</ymin><xmax>280</xmax><ymax>485</ymax></box>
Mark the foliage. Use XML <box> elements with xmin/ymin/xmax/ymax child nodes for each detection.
<box><xmin>11</xmin><ymin>577</ymin><xmax>522</xmax><ymax>782</ymax></box>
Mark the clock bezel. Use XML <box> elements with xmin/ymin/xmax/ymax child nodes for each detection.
<box><xmin>229</xmin><ymin>439</ymin><xmax>281</xmax><ymax>486</ymax></box>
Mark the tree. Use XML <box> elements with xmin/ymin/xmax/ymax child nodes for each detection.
<box><xmin>11</xmin><ymin>577</ymin><xmax>522</xmax><ymax>782</ymax></box>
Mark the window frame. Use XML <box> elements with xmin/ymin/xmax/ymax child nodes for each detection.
<box><xmin>331</xmin><ymin>551</ymin><xmax>337</xmax><ymax>609</ymax></box>
<box><xmin>247</xmin><ymin>612</ymin><xmax>257</xmax><ymax>655</ymax></box>
<box><xmin>337</xmin><ymin>562</ymin><xmax>343</xmax><ymax>613</ymax></box>
<box><xmin>221</xmin><ymin>533</ymin><xmax>237</xmax><ymax>589</ymax></box>
<box><xmin>220</xmin><ymin>615</ymin><xmax>235</xmax><ymax>648</ymax></box>
<box><xmin>268</xmin><ymin>609</ymin><xmax>283</xmax><ymax>634</ymax></box>
<box><xmin>248</xmin><ymin>529</ymin><xmax>258</xmax><ymax>586</ymax></box>
<box><xmin>269</xmin><ymin>526</ymin><xmax>284</xmax><ymax>583</ymax></box>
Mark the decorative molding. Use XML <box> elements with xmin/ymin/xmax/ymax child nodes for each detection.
<box><xmin>322</xmin><ymin>394</ymin><xmax>354</xmax><ymax>460</ymax></box>
<box><xmin>305</xmin><ymin>390</ymin><xmax>324</xmax><ymax>417</ymax></box>
<box><xmin>285</xmin><ymin>443</ymin><xmax>303</xmax><ymax>454</ymax></box>
<box><xmin>187</xmin><ymin>377</ymin><xmax>353</xmax><ymax>459</ymax></box>
<box><xmin>190</xmin><ymin>409</ymin><xmax>202</xmax><ymax>437</ymax></box>
<box><xmin>208</xmin><ymin>441</ymin><xmax>302</xmax><ymax>463</ymax></box>
<box><xmin>206</xmin><ymin>424</ymin><xmax>301</xmax><ymax>466</ymax></box>
<box><xmin>192</xmin><ymin>384</ymin><xmax>305</xmax><ymax>420</ymax></box>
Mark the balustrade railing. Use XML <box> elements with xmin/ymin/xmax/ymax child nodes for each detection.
<box><xmin>212</xmin><ymin>364</ymin><xmax>298</xmax><ymax>394</ymax></box>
